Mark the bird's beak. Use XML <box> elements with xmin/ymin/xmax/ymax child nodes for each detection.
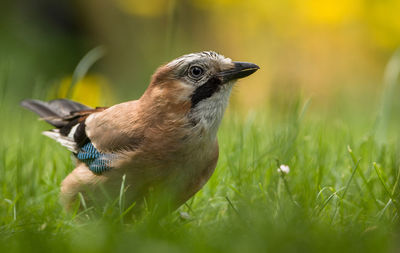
<box><xmin>217</xmin><ymin>62</ymin><xmax>260</xmax><ymax>84</ymax></box>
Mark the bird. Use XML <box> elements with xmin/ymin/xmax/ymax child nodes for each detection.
<box><xmin>21</xmin><ymin>51</ymin><xmax>259</xmax><ymax>213</ymax></box>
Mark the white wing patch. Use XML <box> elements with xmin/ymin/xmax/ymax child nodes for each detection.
<box><xmin>68</xmin><ymin>124</ymin><xmax>79</xmax><ymax>138</ymax></box>
<box><xmin>42</xmin><ymin>129</ymin><xmax>77</xmax><ymax>152</ymax></box>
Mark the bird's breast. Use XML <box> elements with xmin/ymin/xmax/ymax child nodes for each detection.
<box><xmin>164</xmin><ymin>138</ymin><xmax>220</xmax><ymax>205</ymax></box>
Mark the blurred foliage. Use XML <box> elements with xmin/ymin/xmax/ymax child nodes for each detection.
<box><xmin>115</xmin><ymin>0</ymin><xmax>174</xmax><ymax>17</ymax></box>
<box><xmin>0</xmin><ymin>0</ymin><xmax>399</xmax><ymax>108</ymax></box>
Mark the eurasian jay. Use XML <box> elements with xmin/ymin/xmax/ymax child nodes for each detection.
<box><xmin>22</xmin><ymin>51</ymin><xmax>259</xmax><ymax>212</ymax></box>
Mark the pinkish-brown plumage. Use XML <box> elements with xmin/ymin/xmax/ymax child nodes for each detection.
<box><xmin>22</xmin><ymin>51</ymin><xmax>259</xmax><ymax>213</ymax></box>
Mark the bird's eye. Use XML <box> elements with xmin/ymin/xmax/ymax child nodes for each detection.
<box><xmin>188</xmin><ymin>66</ymin><xmax>204</xmax><ymax>78</ymax></box>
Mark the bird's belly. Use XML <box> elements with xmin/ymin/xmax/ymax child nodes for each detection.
<box><xmin>165</xmin><ymin>149</ymin><xmax>219</xmax><ymax>206</ymax></box>
<box><xmin>113</xmin><ymin>140</ymin><xmax>218</xmax><ymax>208</ymax></box>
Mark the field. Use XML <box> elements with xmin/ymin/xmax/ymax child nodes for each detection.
<box><xmin>0</xmin><ymin>64</ymin><xmax>399</xmax><ymax>252</ymax></box>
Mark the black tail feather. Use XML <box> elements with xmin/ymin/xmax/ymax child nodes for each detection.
<box><xmin>46</xmin><ymin>99</ymin><xmax>91</xmax><ymax>116</ymax></box>
<box><xmin>21</xmin><ymin>99</ymin><xmax>91</xmax><ymax>128</ymax></box>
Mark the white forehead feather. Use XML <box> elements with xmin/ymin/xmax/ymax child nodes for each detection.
<box><xmin>167</xmin><ymin>51</ymin><xmax>232</xmax><ymax>68</ymax></box>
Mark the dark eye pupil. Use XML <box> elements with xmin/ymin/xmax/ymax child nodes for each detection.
<box><xmin>190</xmin><ymin>66</ymin><xmax>203</xmax><ymax>77</ymax></box>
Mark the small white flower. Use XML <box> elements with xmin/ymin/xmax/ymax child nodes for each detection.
<box><xmin>277</xmin><ymin>164</ymin><xmax>290</xmax><ymax>174</ymax></box>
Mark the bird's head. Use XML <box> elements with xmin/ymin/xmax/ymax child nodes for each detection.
<box><xmin>143</xmin><ymin>51</ymin><xmax>259</xmax><ymax>136</ymax></box>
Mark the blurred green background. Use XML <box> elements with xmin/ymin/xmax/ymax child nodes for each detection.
<box><xmin>1</xmin><ymin>1</ymin><xmax>400</xmax><ymax>252</ymax></box>
<box><xmin>2</xmin><ymin>0</ymin><xmax>400</xmax><ymax>109</ymax></box>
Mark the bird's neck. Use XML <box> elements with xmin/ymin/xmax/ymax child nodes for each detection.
<box><xmin>188</xmin><ymin>84</ymin><xmax>233</xmax><ymax>140</ymax></box>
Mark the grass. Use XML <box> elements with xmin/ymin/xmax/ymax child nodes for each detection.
<box><xmin>0</xmin><ymin>70</ymin><xmax>399</xmax><ymax>252</ymax></box>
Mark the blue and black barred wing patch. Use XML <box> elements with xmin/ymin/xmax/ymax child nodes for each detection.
<box><xmin>77</xmin><ymin>142</ymin><xmax>116</xmax><ymax>174</ymax></box>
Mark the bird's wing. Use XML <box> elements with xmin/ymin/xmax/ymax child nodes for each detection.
<box><xmin>84</xmin><ymin>100</ymin><xmax>144</xmax><ymax>154</ymax></box>
<box><xmin>22</xmin><ymin>99</ymin><xmax>143</xmax><ymax>174</ymax></box>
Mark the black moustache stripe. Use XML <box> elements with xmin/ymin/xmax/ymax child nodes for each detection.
<box><xmin>191</xmin><ymin>76</ymin><xmax>222</xmax><ymax>108</ymax></box>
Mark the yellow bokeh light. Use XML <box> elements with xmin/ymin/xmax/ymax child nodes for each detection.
<box><xmin>297</xmin><ymin>0</ymin><xmax>362</xmax><ymax>24</ymax></box>
<box><xmin>57</xmin><ymin>75</ymin><xmax>113</xmax><ymax>107</ymax></box>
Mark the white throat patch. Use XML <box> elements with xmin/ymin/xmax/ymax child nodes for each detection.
<box><xmin>189</xmin><ymin>82</ymin><xmax>234</xmax><ymax>139</ymax></box>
